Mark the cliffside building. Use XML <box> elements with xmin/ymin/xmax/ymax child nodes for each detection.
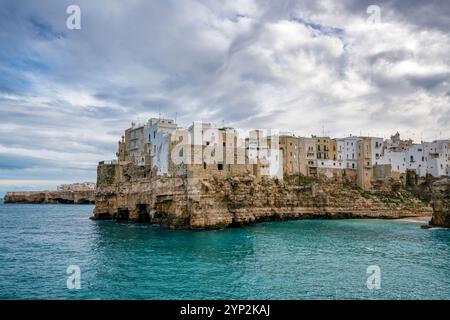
<box><xmin>109</xmin><ymin>119</ymin><xmax>449</xmax><ymax>189</ymax></box>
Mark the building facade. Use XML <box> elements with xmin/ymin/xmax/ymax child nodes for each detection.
<box><xmin>112</xmin><ymin>120</ymin><xmax>450</xmax><ymax>185</ymax></box>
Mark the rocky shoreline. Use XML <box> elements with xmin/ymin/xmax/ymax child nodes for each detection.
<box><xmin>409</xmin><ymin>176</ymin><xmax>450</xmax><ymax>228</ymax></box>
<box><xmin>4</xmin><ymin>190</ymin><xmax>95</xmax><ymax>204</ymax></box>
<box><xmin>92</xmin><ymin>163</ymin><xmax>435</xmax><ymax>229</ymax></box>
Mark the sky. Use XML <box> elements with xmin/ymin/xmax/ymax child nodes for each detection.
<box><xmin>0</xmin><ymin>0</ymin><xmax>449</xmax><ymax>194</ymax></box>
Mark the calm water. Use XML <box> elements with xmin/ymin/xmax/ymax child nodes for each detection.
<box><xmin>0</xmin><ymin>202</ymin><xmax>449</xmax><ymax>300</ymax></box>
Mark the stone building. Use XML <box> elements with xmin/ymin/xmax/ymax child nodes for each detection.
<box><xmin>124</xmin><ymin>122</ymin><xmax>147</xmax><ymax>166</ymax></box>
<box><xmin>384</xmin><ymin>132</ymin><xmax>413</xmax><ymax>152</ymax></box>
<box><xmin>110</xmin><ymin>119</ymin><xmax>449</xmax><ymax>189</ymax></box>
<box><xmin>146</xmin><ymin>118</ymin><xmax>178</xmax><ymax>174</ymax></box>
<box><xmin>301</xmin><ymin>137</ymin><xmax>318</xmax><ymax>176</ymax></box>
<box><xmin>57</xmin><ymin>182</ymin><xmax>96</xmax><ymax>191</ymax></box>
<box><xmin>117</xmin><ymin>135</ymin><xmax>126</xmax><ymax>162</ymax></box>
<box><xmin>279</xmin><ymin>135</ymin><xmax>301</xmax><ymax>176</ymax></box>
<box><xmin>315</xmin><ymin>136</ymin><xmax>333</xmax><ymax>161</ymax></box>
<box><xmin>357</xmin><ymin>137</ymin><xmax>374</xmax><ymax>190</ymax></box>
<box><xmin>278</xmin><ymin>135</ymin><xmax>319</xmax><ymax>177</ymax></box>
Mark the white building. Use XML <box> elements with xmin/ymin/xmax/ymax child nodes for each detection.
<box><xmin>423</xmin><ymin>140</ymin><xmax>449</xmax><ymax>177</ymax></box>
<box><xmin>371</xmin><ymin>137</ymin><xmax>384</xmax><ymax>165</ymax></box>
<box><xmin>378</xmin><ymin>139</ymin><xmax>449</xmax><ymax>177</ymax></box>
<box><xmin>378</xmin><ymin>150</ymin><xmax>407</xmax><ymax>173</ymax></box>
<box><xmin>316</xmin><ymin>159</ymin><xmax>345</xmax><ymax>169</ymax></box>
<box><xmin>144</xmin><ymin>118</ymin><xmax>178</xmax><ymax>170</ymax></box>
<box><xmin>336</xmin><ymin>136</ymin><xmax>360</xmax><ymax>169</ymax></box>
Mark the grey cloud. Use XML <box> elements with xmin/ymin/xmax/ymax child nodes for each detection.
<box><xmin>0</xmin><ymin>153</ymin><xmax>52</xmax><ymax>170</ymax></box>
<box><xmin>368</xmin><ymin>49</ymin><xmax>414</xmax><ymax>65</ymax></box>
<box><xmin>406</xmin><ymin>73</ymin><xmax>450</xmax><ymax>90</ymax></box>
<box><xmin>0</xmin><ymin>0</ymin><xmax>449</xmax><ymax>184</ymax></box>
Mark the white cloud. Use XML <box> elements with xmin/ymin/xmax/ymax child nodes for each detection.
<box><xmin>0</xmin><ymin>0</ymin><xmax>449</xmax><ymax>186</ymax></box>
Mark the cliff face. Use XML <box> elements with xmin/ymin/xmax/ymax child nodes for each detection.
<box><xmin>405</xmin><ymin>172</ymin><xmax>450</xmax><ymax>228</ymax></box>
<box><xmin>93</xmin><ymin>164</ymin><xmax>432</xmax><ymax>229</ymax></box>
<box><xmin>4</xmin><ymin>190</ymin><xmax>95</xmax><ymax>204</ymax></box>
<box><xmin>429</xmin><ymin>179</ymin><xmax>450</xmax><ymax>227</ymax></box>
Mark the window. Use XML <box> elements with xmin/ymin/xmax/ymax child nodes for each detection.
<box><xmin>218</xmin><ymin>163</ymin><xmax>223</xmax><ymax>170</ymax></box>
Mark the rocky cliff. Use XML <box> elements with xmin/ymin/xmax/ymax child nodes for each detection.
<box><xmin>4</xmin><ymin>190</ymin><xmax>95</xmax><ymax>204</ymax></box>
<box><xmin>428</xmin><ymin>179</ymin><xmax>449</xmax><ymax>227</ymax></box>
<box><xmin>404</xmin><ymin>172</ymin><xmax>450</xmax><ymax>228</ymax></box>
<box><xmin>92</xmin><ymin>164</ymin><xmax>432</xmax><ymax>229</ymax></box>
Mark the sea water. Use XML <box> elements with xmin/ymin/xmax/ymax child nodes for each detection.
<box><xmin>0</xmin><ymin>202</ymin><xmax>449</xmax><ymax>299</ymax></box>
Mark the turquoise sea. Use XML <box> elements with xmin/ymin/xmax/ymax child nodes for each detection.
<box><xmin>0</xmin><ymin>202</ymin><xmax>449</xmax><ymax>300</ymax></box>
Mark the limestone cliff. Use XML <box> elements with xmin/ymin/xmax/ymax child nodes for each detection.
<box><xmin>404</xmin><ymin>172</ymin><xmax>450</xmax><ymax>228</ymax></box>
<box><xmin>92</xmin><ymin>163</ymin><xmax>432</xmax><ymax>229</ymax></box>
<box><xmin>429</xmin><ymin>179</ymin><xmax>450</xmax><ymax>227</ymax></box>
<box><xmin>4</xmin><ymin>190</ymin><xmax>95</xmax><ymax>204</ymax></box>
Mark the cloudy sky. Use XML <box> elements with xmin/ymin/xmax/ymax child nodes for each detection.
<box><xmin>0</xmin><ymin>0</ymin><xmax>449</xmax><ymax>194</ymax></box>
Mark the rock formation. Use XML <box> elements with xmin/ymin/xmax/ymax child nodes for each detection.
<box><xmin>92</xmin><ymin>163</ymin><xmax>433</xmax><ymax>229</ymax></box>
<box><xmin>429</xmin><ymin>179</ymin><xmax>450</xmax><ymax>227</ymax></box>
<box><xmin>4</xmin><ymin>190</ymin><xmax>95</xmax><ymax>204</ymax></box>
<box><xmin>403</xmin><ymin>171</ymin><xmax>450</xmax><ymax>228</ymax></box>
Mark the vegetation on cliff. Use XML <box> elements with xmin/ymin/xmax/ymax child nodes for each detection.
<box><xmin>93</xmin><ymin>164</ymin><xmax>433</xmax><ymax>229</ymax></box>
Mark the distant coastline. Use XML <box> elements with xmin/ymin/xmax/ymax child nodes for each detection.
<box><xmin>4</xmin><ymin>190</ymin><xmax>95</xmax><ymax>204</ymax></box>
<box><xmin>3</xmin><ymin>182</ymin><xmax>96</xmax><ymax>205</ymax></box>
